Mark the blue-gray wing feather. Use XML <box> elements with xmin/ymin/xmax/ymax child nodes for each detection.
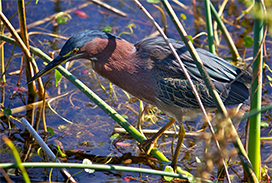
<box><xmin>135</xmin><ymin>37</ymin><xmax>251</xmax><ymax>108</ymax></box>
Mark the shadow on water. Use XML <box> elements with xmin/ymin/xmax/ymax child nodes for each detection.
<box><xmin>1</xmin><ymin>0</ymin><xmax>272</xmax><ymax>182</ymax></box>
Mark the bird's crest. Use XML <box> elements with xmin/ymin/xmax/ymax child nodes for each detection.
<box><xmin>59</xmin><ymin>30</ymin><xmax>120</xmax><ymax>58</ymax></box>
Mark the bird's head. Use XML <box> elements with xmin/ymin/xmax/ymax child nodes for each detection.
<box><xmin>27</xmin><ymin>30</ymin><xmax>120</xmax><ymax>84</ymax></box>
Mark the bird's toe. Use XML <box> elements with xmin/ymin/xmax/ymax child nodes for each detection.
<box><xmin>139</xmin><ymin>139</ymin><xmax>157</xmax><ymax>155</ymax></box>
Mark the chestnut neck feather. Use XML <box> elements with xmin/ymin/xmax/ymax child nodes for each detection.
<box><xmin>80</xmin><ymin>37</ymin><xmax>156</xmax><ymax>102</ymax></box>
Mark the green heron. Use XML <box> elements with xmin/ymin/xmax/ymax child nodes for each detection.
<box><xmin>28</xmin><ymin>30</ymin><xmax>251</xmax><ymax>168</ymax></box>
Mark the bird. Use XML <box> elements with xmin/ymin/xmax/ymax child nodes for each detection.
<box><xmin>28</xmin><ymin>30</ymin><xmax>251</xmax><ymax>168</ymax></box>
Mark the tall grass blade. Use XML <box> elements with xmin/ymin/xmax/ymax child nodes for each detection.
<box><xmin>204</xmin><ymin>0</ymin><xmax>216</xmax><ymax>54</ymax></box>
<box><xmin>2</xmin><ymin>136</ymin><xmax>31</xmax><ymax>183</ymax></box>
<box><xmin>248</xmin><ymin>0</ymin><xmax>264</xmax><ymax>180</ymax></box>
<box><xmin>0</xmin><ymin>0</ymin><xmax>5</xmax><ymax>83</ymax></box>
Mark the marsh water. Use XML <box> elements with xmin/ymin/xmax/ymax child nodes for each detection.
<box><xmin>1</xmin><ymin>0</ymin><xmax>272</xmax><ymax>182</ymax></box>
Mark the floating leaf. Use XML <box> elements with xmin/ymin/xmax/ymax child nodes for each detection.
<box><xmin>180</xmin><ymin>13</ymin><xmax>187</xmax><ymax>20</ymax></box>
<box><xmin>123</xmin><ymin>159</ymin><xmax>132</xmax><ymax>164</ymax></box>
<box><xmin>122</xmin><ymin>115</ymin><xmax>128</xmax><ymax>119</ymax></box>
<box><xmin>243</xmin><ymin>36</ymin><xmax>253</xmax><ymax>48</ymax></box>
<box><xmin>58</xmin><ymin>124</ymin><xmax>67</xmax><ymax>130</ymax></box>
<box><xmin>55</xmin><ymin>70</ymin><xmax>62</xmax><ymax>86</ymax></box>
<box><xmin>116</xmin><ymin>142</ymin><xmax>131</xmax><ymax>147</ymax></box>
<box><xmin>128</xmin><ymin>116</ymin><xmax>135</xmax><ymax>119</ymax></box>
<box><xmin>13</xmin><ymin>86</ymin><xmax>28</xmax><ymax>92</ymax></box>
<box><xmin>188</xmin><ymin>35</ymin><xmax>193</xmax><ymax>43</ymax></box>
<box><xmin>163</xmin><ymin>165</ymin><xmax>174</xmax><ymax>181</ymax></box>
<box><xmin>124</xmin><ymin>176</ymin><xmax>130</xmax><ymax>183</ymax></box>
<box><xmin>103</xmin><ymin>26</ymin><xmax>112</xmax><ymax>33</ymax></box>
<box><xmin>73</xmin><ymin>10</ymin><xmax>89</xmax><ymax>18</ymax></box>
<box><xmin>53</xmin><ymin>12</ymin><xmax>71</xmax><ymax>26</ymax></box>
<box><xmin>13</xmin><ymin>87</ymin><xmax>19</xmax><ymax>91</ymax></box>
<box><xmin>82</xmin><ymin>69</ymin><xmax>88</xmax><ymax>75</ymax></box>
<box><xmin>56</xmin><ymin>16</ymin><xmax>68</xmax><ymax>24</ymax></box>
<box><xmin>3</xmin><ymin>108</ymin><xmax>12</xmax><ymax>116</ymax></box>
<box><xmin>83</xmin><ymin>158</ymin><xmax>95</xmax><ymax>173</ymax></box>
<box><xmin>110</xmin><ymin>133</ymin><xmax>121</xmax><ymax>143</ymax></box>
<box><xmin>146</xmin><ymin>0</ymin><xmax>159</xmax><ymax>3</ymax></box>
<box><xmin>47</xmin><ymin>127</ymin><xmax>54</xmax><ymax>135</ymax></box>
<box><xmin>260</xmin><ymin>122</ymin><xmax>269</xmax><ymax>128</ymax></box>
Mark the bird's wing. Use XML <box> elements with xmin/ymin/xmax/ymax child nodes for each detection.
<box><xmin>135</xmin><ymin>37</ymin><xmax>250</xmax><ymax>108</ymax></box>
<box><xmin>156</xmin><ymin>75</ymin><xmax>214</xmax><ymax>108</ymax></box>
<box><xmin>135</xmin><ymin>37</ymin><xmax>251</xmax><ymax>83</ymax></box>
<box><xmin>156</xmin><ymin>73</ymin><xmax>249</xmax><ymax>108</ymax></box>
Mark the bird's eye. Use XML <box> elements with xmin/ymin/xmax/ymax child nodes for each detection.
<box><xmin>62</xmin><ymin>48</ymin><xmax>79</xmax><ymax>58</ymax></box>
<box><xmin>72</xmin><ymin>48</ymin><xmax>79</xmax><ymax>53</ymax></box>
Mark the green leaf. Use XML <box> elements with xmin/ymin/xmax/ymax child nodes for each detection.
<box><xmin>3</xmin><ymin>108</ymin><xmax>12</xmax><ymax>116</ymax></box>
<box><xmin>188</xmin><ymin>35</ymin><xmax>193</xmax><ymax>43</ymax></box>
<box><xmin>241</xmin><ymin>10</ymin><xmax>249</xmax><ymax>14</ymax></box>
<box><xmin>47</xmin><ymin>127</ymin><xmax>54</xmax><ymax>135</ymax></box>
<box><xmin>121</xmin><ymin>115</ymin><xmax>128</xmax><ymax>119</ymax></box>
<box><xmin>56</xmin><ymin>16</ymin><xmax>68</xmax><ymax>24</ymax></box>
<box><xmin>260</xmin><ymin>122</ymin><xmax>269</xmax><ymax>128</ymax></box>
<box><xmin>163</xmin><ymin>165</ymin><xmax>174</xmax><ymax>181</ymax></box>
<box><xmin>56</xmin><ymin>145</ymin><xmax>66</xmax><ymax>157</ymax></box>
<box><xmin>83</xmin><ymin>159</ymin><xmax>95</xmax><ymax>173</ymax></box>
<box><xmin>103</xmin><ymin>26</ymin><xmax>112</xmax><ymax>33</ymax></box>
<box><xmin>180</xmin><ymin>13</ymin><xmax>187</xmax><ymax>20</ymax></box>
<box><xmin>243</xmin><ymin>36</ymin><xmax>253</xmax><ymax>48</ymax></box>
<box><xmin>146</xmin><ymin>0</ymin><xmax>159</xmax><ymax>3</ymax></box>
<box><xmin>55</xmin><ymin>70</ymin><xmax>62</xmax><ymax>87</ymax></box>
<box><xmin>110</xmin><ymin>133</ymin><xmax>121</xmax><ymax>143</ymax></box>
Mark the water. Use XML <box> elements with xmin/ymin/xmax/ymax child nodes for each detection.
<box><xmin>1</xmin><ymin>0</ymin><xmax>272</xmax><ymax>182</ymax></box>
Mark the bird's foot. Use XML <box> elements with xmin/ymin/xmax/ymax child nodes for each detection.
<box><xmin>139</xmin><ymin>139</ymin><xmax>157</xmax><ymax>155</ymax></box>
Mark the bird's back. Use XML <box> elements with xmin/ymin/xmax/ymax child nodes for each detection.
<box><xmin>134</xmin><ymin>37</ymin><xmax>251</xmax><ymax>109</ymax></box>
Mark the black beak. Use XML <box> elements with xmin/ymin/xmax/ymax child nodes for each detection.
<box><xmin>27</xmin><ymin>55</ymin><xmax>66</xmax><ymax>84</ymax></box>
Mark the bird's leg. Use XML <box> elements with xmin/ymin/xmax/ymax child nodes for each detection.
<box><xmin>97</xmin><ymin>77</ymin><xmax>109</xmax><ymax>97</ymax></box>
<box><xmin>171</xmin><ymin>121</ymin><xmax>185</xmax><ymax>169</ymax></box>
<box><xmin>139</xmin><ymin>118</ymin><xmax>176</xmax><ymax>154</ymax></box>
<box><xmin>137</xmin><ymin>101</ymin><xmax>148</xmax><ymax>136</ymax></box>
<box><xmin>109</xmin><ymin>82</ymin><xmax>118</xmax><ymax>104</ymax></box>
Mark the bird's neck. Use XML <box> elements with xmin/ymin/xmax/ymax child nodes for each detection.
<box><xmin>89</xmin><ymin>37</ymin><xmax>138</xmax><ymax>77</ymax></box>
<box><xmin>86</xmin><ymin>37</ymin><xmax>156</xmax><ymax>102</ymax></box>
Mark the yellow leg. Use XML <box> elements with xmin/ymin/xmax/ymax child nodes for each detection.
<box><xmin>139</xmin><ymin>118</ymin><xmax>176</xmax><ymax>154</ymax></box>
<box><xmin>171</xmin><ymin>121</ymin><xmax>185</xmax><ymax>169</ymax></box>
<box><xmin>137</xmin><ymin>101</ymin><xmax>148</xmax><ymax>136</ymax></box>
